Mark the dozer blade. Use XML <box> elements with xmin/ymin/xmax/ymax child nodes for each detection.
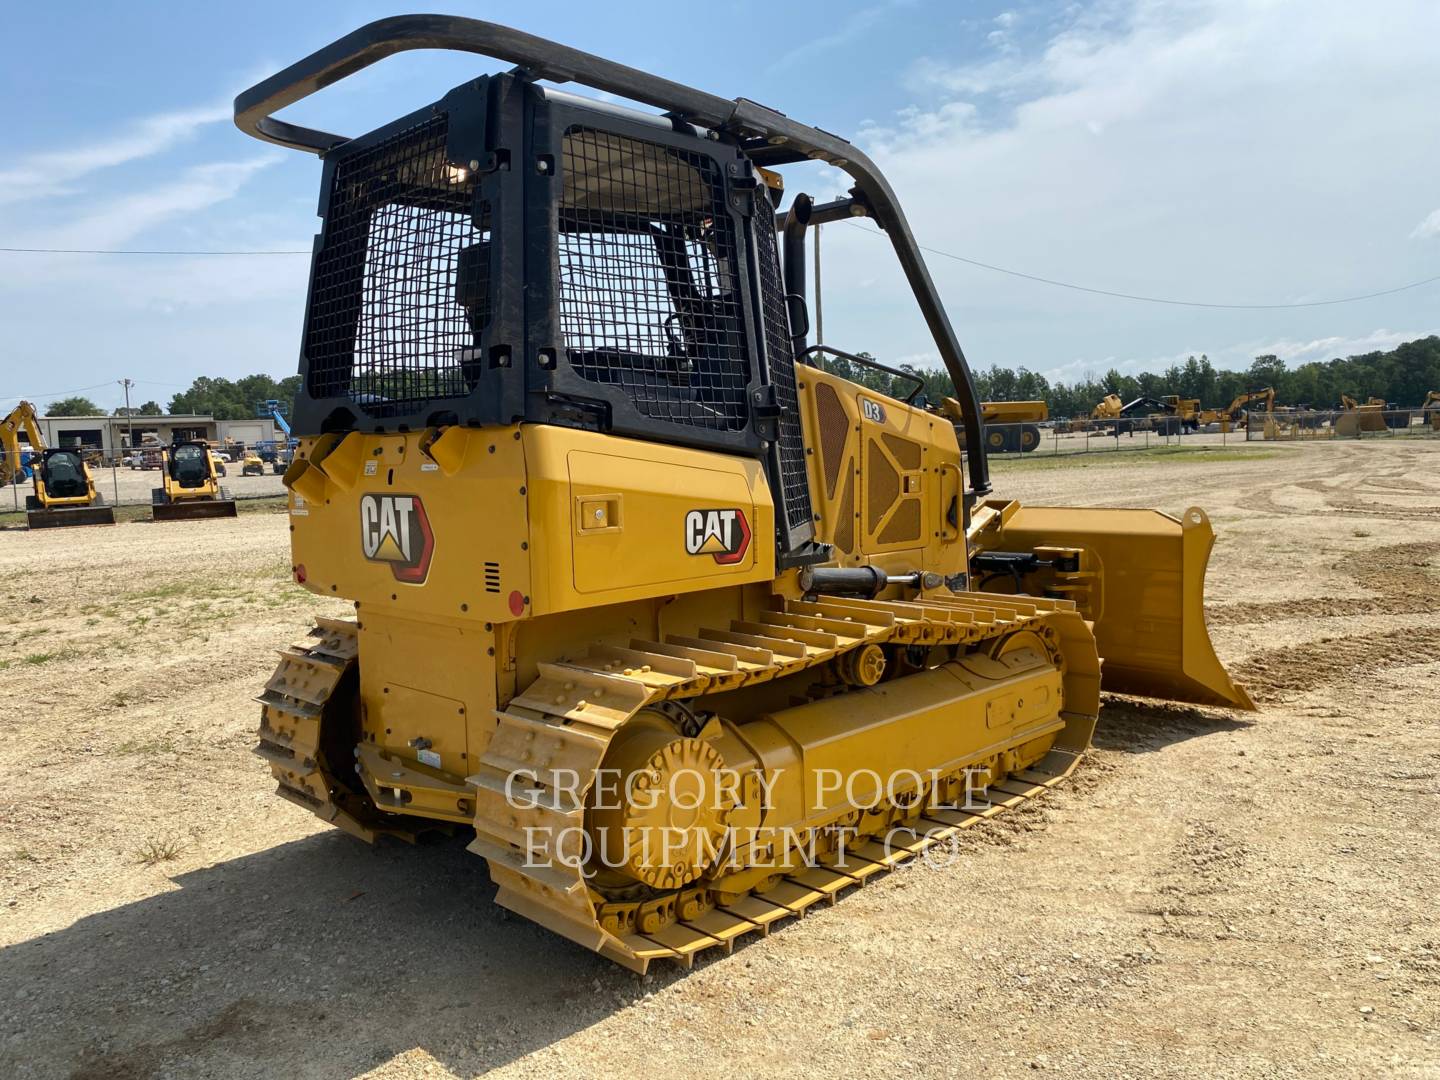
<box><xmin>27</xmin><ymin>505</ymin><xmax>116</xmax><ymax>529</ymax></box>
<box><xmin>151</xmin><ymin>497</ymin><xmax>238</xmax><ymax>522</ymax></box>
<box><xmin>971</xmin><ymin>503</ymin><xmax>1255</xmax><ymax>711</ymax></box>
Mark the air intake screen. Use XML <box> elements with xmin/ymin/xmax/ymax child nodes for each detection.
<box><xmin>557</xmin><ymin>128</ymin><xmax>750</xmax><ymax>431</ymax></box>
<box><xmin>750</xmin><ymin>188</ymin><xmax>815</xmax><ymax>534</ymax></box>
<box><xmin>305</xmin><ymin>115</ymin><xmax>491</xmax><ymax>417</ymax></box>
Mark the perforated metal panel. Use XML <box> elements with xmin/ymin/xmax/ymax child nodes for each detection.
<box><xmin>305</xmin><ymin>115</ymin><xmax>491</xmax><ymax>418</ymax></box>
<box><xmin>814</xmin><ymin>381</ymin><xmax>850</xmax><ymax>498</ymax></box>
<box><xmin>557</xmin><ymin>127</ymin><xmax>749</xmax><ymax>432</ymax></box>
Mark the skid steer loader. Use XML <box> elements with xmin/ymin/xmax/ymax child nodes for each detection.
<box><xmin>151</xmin><ymin>440</ymin><xmax>238</xmax><ymax>521</ymax></box>
<box><xmin>236</xmin><ymin>16</ymin><xmax>1253</xmax><ymax>973</ymax></box>
<box><xmin>26</xmin><ymin>447</ymin><xmax>116</xmax><ymax>528</ymax></box>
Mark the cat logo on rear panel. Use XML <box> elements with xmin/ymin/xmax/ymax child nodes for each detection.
<box><xmin>360</xmin><ymin>493</ymin><xmax>434</xmax><ymax>583</ymax></box>
<box><xmin>684</xmin><ymin>508</ymin><xmax>751</xmax><ymax>565</ymax></box>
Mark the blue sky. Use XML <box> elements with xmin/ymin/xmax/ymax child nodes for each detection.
<box><xmin>2</xmin><ymin>0</ymin><xmax>1438</xmax><ymax>413</ymax></box>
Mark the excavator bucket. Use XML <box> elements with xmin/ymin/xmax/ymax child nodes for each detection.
<box><xmin>971</xmin><ymin>503</ymin><xmax>1255</xmax><ymax>710</ymax></box>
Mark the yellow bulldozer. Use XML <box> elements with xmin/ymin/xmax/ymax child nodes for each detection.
<box><xmin>151</xmin><ymin>440</ymin><xmax>238</xmax><ymax>521</ymax></box>
<box><xmin>3</xmin><ymin>400</ymin><xmax>116</xmax><ymax>528</ymax></box>
<box><xmin>237</xmin><ymin>16</ymin><xmax>1253</xmax><ymax>973</ymax></box>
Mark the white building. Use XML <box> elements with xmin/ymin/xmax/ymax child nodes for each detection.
<box><xmin>36</xmin><ymin>414</ymin><xmax>279</xmax><ymax>457</ymax></box>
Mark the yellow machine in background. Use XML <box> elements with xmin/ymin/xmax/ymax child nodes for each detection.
<box><xmin>238</xmin><ymin>17</ymin><xmax>1252</xmax><ymax>973</ymax></box>
<box><xmin>1</xmin><ymin>401</ymin><xmax>44</xmax><ymax>486</ymax></box>
<box><xmin>1422</xmin><ymin>391</ymin><xmax>1440</xmax><ymax>430</ymax></box>
<box><xmin>27</xmin><ymin>448</ymin><xmax>117</xmax><ymax>528</ymax></box>
<box><xmin>242</xmin><ymin>450</ymin><xmax>265</xmax><ymax>476</ymax></box>
<box><xmin>4</xmin><ymin>400</ymin><xmax>115</xmax><ymax>527</ymax></box>
<box><xmin>1336</xmin><ymin>394</ymin><xmax>1387</xmax><ymax>436</ymax></box>
<box><xmin>152</xmin><ymin>441</ymin><xmax>238</xmax><ymax>521</ymax></box>
<box><xmin>944</xmin><ymin>399</ymin><xmax>1047</xmax><ymax>452</ymax></box>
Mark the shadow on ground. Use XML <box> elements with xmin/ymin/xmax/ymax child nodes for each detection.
<box><xmin>1093</xmin><ymin>694</ymin><xmax>1253</xmax><ymax>754</ymax></box>
<box><xmin>1</xmin><ymin>832</ymin><xmax>660</xmax><ymax>1079</ymax></box>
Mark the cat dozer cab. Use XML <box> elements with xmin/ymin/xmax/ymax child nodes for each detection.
<box><xmin>236</xmin><ymin>16</ymin><xmax>1252</xmax><ymax>973</ymax></box>
<box><xmin>26</xmin><ymin>448</ymin><xmax>115</xmax><ymax>528</ymax></box>
<box><xmin>151</xmin><ymin>441</ymin><xmax>237</xmax><ymax>521</ymax></box>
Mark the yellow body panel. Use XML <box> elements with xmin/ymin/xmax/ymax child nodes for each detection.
<box><xmin>796</xmin><ymin>364</ymin><xmax>965</xmax><ymax>576</ymax></box>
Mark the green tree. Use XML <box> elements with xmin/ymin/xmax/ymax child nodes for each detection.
<box><xmin>168</xmin><ymin>374</ymin><xmax>301</xmax><ymax>419</ymax></box>
<box><xmin>114</xmin><ymin>401</ymin><xmax>163</xmax><ymax>417</ymax></box>
<box><xmin>47</xmin><ymin>396</ymin><xmax>101</xmax><ymax>416</ymax></box>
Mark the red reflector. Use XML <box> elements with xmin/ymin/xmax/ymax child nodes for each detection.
<box><xmin>508</xmin><ymin>590</ymin><xmax>525</xmax><ymax>616</ymax></box>
<box><xmin>294</xmin><ymin>564</ymin><xmax>307</xmax><ymax>584</ymax></box>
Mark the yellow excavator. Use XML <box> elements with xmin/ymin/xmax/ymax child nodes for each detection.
<box><xmin>1</xmin><ymin>400</ymin><xmax>43</xmax><ymax>486</ymax></box>
<box><xmin>1198</xmin><ymin>387</ymin><xmax>1275</xmax><ymax>435</ymax></box>
<box><xmin>237</xmin><ymin>16</ymin><xmax>1253</xmax><ymax>973</ymax></box>
<box><xmin>151</xmin><ymin>440</ymin><xmax>238</xmax><ymax>521</ymax></box>
<box><xmin>3</xmin><ymin>400</ymin><xmax>116</xmax><ymax>527</ymax></box>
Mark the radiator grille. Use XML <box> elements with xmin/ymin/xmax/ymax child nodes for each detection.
<box><xmin>558</xmin><ymin>128</ymin><xmax>749</xmax><ymax>431</ymax></box>
<box><xmin>882</xmin><ymin>432</ymin><xmax>922</xmax><ymax>471</ymax></box>
<box><xmin>305</xmin><ymin>115</ymin><xmax>491</xmax><ymax>417</ymax></box>
<box><xmin>832</xmin><ymin>477</ymin><xmax>855</xmax><ymax>554</ymax></box>
<box><xmin>866</xmin><ymin>438</ymin><xmax>900</xmax><ymax>532</ymax></box>
<box><xmin>814</xmin><ymin>381</ymin><xmax>850</xmax><ymax>498</ymax></box>
<box><xmin>751</xmin><ymin>186</ymin><xmax>815</xmax><ymax>534</ymax></box>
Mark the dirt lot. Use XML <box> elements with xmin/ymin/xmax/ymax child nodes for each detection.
<box><xmin>1</xmin><ymin>439</ymin><xmax>1436</xmax><ymax>1079</ymax></box>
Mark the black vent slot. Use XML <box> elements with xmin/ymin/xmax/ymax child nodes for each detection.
<box><xmin>557</xmin><ymin>127</ymin><xmax>750</xmax><ymax>432</ymax></box>
<box><xmin>305</xmin><ymin>115</ymin><xmax>492</xmax><ymax>418</ymax></box>
<box><xmin>484</xmin><ymin>561</ymin><xmax>501</xmax><ymax>593</ymax></box>
<box><xmin>750</xmin><ymin>188</ymin><xmax>815</xmax><ymax>536</ymax></box>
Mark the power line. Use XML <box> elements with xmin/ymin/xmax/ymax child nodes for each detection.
<box><xmin>0</xmin><ymin>246</ymin><xmax>309</xmax><ymax>256</ymax></box>
<box><xmin>840</xmin><ymin>221</ymin><xmax>1440</xmax><ymax>309</ymax></box>
<box><xmin>5</xmin><ymin>231</ymin><xmax>1437</xmax><ymax>309</ymax></box>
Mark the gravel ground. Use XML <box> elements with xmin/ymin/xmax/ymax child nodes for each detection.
<box><xmin>0</xmin><ymin>439</ymin><xmax>1436</xmax><ymax>1079</ymax></box>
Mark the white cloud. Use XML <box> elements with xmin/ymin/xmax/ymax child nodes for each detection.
<box><xmin>1413</xmin><ymin>209</ymin><xmax>1440</xmax><ymax>239</ymax></box>
<box><xmin>0</xmin><ymin>103</ymin><xmax>230</xmax><ymax>206</ymax></box>
<box><xmin>17</xmin><ymin>158</ymin><xmax>279</xmax><ymax>252</ymax></box>
<box><xmin>773</xmin><ymin>0</ymin><xmax>917</xmax><ymax>68</ymax></box>
<box><xmin>806</xmin><ymin>0</ymin><xmax>1440</xmax><ymax>379</ymax></box>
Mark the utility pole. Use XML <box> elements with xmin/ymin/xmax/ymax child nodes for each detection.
<box><xmin>118</xmin><ymin>378</ymin><xmax>134</xmax><ymax>461</ymax></box>
<box><xmin>813</xmin><ymin>223</ymin><xmax>823</xmax><ymax>346</ymax></box>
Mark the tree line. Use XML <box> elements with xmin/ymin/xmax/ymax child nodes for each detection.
<box><xmin>819</xmin><ymin>335</ymin><xmax>1440</xmax><ymax>417</ymax></box>
<box><xmin>44</xmin><ymin>374</ymin><xmax>302</xmax><ymax>420</ymax></box>
<box><xmin>40</xmin><ymin>334</ymin><xmax>1440</xmax><ymax>422</ymax></box>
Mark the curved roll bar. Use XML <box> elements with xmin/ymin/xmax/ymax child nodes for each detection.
<box><xmin>234</xmin><ymin>14</ymin><xmax>992</xmax><ymax>498</ymax></box>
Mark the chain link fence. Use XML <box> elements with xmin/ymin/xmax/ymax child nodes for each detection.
<box><xmin>1245</xmin><ymin>408</ymin><xmax>1440</xmax><ymax>441</ymax></box>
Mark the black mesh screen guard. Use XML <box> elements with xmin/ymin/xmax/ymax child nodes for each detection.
<box><xmin>557</xmin><ymin>127</ymin><xmax>750</xmax><ymax>432</ymax></box>
<box><xmin>304</xmin><ymin>115</ymin><xmax>491</xmax><ymax>418</ymax></box>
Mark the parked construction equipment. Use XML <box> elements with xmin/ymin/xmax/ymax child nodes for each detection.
<box><xmin>1336</xmin><ymin>394</ymin><xmax>1388</xmax><ymax>436</ymax></box>
<box><xmin>943</xmin><ymin>399</ymin><xmax>1047</xmax><ymax>452</ymax></box>
<box><xmin>26</xmin><ymin>448</ymin><xmax>116</xmax><ymax>528</ymax></box>
<box><xmin>1</xmin><ymin>401</ymin><xmax>42</xmax><ymax>485</ymax></box>
<box><xmin>237</xmin><ymin>16</ymin><xmax>1252</xmax><ymax>973</ymax></box>
<box><xmin>3</xmin><ymin>400</ymin><xmax>116</xmax><ymax>527</ymax></box>
<box><xmin>151</xmin><ymin>441</ymin><xmax>238</xmax><ymax>521</ymax></box>
<box><xmin>1422</xmin><ymin>391</ymin><xmax>1440</xmax><ymax>430</ymax></box>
